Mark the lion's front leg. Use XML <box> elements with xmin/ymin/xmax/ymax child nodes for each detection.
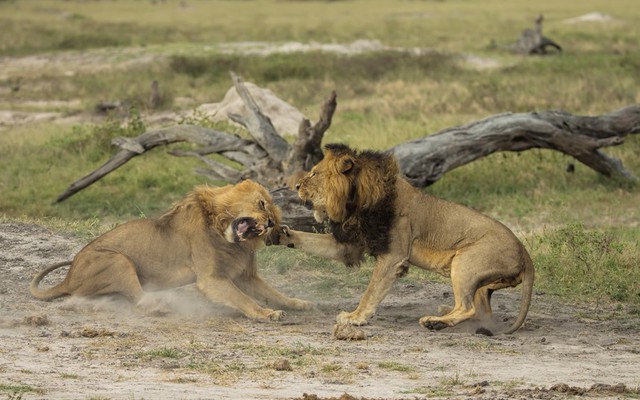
<box><xmin>196</xmin><ymin>276</ymin><xmax>285</xmax><ymax>321</ymax></box>
<box><xmin>337</xmin><ymin>256</ymin><xmax>409</xmax><ymax>326</ymax></box>
<box><xmin>235</xmin><ymin>275</ymin><xmax>313</xmax><ymax>311</ymax></box>
<box><xmin>275</xmin><ymin>227</ymin><xmax>364</xmax><ymax>267</ymax></box>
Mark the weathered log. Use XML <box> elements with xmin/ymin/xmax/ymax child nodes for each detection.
<box><xmin>390</xmin><ymin>105</ymin><xmax>640</xmax><ymax>187</ymax></box>
<box><xmin>55</xmin><ymin>75</ymin><xmax>639</xmax><ymax>233</ymax></box>
<box><xmin>55</xmin><ymin>75</ymin><xmax>338</xmax><ymax>203</ymax></box>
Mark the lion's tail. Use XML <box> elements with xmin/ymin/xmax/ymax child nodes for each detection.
<box><xmin>30</xmin><ymin>261</ymin><xmax>72</xmax><ymax>300</ymax></box>
<box><xmin>504</xmin><ymin>249</ymin><xmax>535</xmax><ymax>334</ymax></box>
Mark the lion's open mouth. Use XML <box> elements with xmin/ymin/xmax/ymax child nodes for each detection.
<box><xmin>232</xmin><ymin>218</ymin><xmax>267</xmax><ymax>242</ymax></box>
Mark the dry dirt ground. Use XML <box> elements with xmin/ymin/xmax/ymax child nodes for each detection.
<box><xmin>1</xmin><ymin>222</ymin><xmax>639</xmax><ymax>400</ymax></box>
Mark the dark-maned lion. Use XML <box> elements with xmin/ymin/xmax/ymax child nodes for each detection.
<box><xmin>278</xmin><ymin>144</ymin><xmax>534</xmax><ymax>334</ymax></box>
<box><xmin>30</xmin><ymin>180</ymin><xmax>312</xmax><ymax>320</ymax></box>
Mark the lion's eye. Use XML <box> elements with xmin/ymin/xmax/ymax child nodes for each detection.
<box><xmin>258</xmin><ymin>199</ymin><xmax>266</xmax><ymax>210</ymax></box>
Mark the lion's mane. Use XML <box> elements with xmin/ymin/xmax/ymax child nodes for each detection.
<box><xmin>156</xmin><ymin>181</ymin><xmax>281</xmax><ymax>238</ymax></box>
<box><xmin>321</xmin><ymin>144</ymin><xmax>398</xmax><ymax>256</ymax></box>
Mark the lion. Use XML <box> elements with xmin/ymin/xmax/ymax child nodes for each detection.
<box><xmin>278</xmin><ymin>144</ymin><xmax>534</xmax><ymax>334</ymax></box>
<box><xmin>30</xmin><ymin>180</ymin><xmax>312</xmax><ymax>321</ymax></box>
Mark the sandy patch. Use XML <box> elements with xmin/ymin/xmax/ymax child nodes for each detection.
<box><xmin>1</xmin><ymin>222</ymin><xmax>639</xmax><ymax>399</ymax></box>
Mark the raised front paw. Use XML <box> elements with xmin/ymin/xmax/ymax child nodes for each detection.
<box><xmin>336</xmin><ymin>311</ymin><xmax>369</xmax><ymax>326</ymax></box>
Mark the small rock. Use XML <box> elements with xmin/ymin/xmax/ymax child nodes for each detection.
<box><xmin>333</xmin><ymin>323</ymin><xmax>367</xmax><ymax>341</ymax></box>
<box><xmin>468</xmin><ymin>386</ymin><xmax>485</xmax><ymax>395</ymax></box>
<box><xmin>80</xmin><ymin>327</ymin><xmax>115</xmax><ymax>338</ymax></box>
<box><xmin>23</xmin><ymin>314</ymin><xmax>49</xmax><ymax>327</ymax></box>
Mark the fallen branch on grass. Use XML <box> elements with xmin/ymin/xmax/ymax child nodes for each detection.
<box><xmin>55</xmin><ymin>73</ymin><xmax>639</xmax><ymax>230</ymax></box>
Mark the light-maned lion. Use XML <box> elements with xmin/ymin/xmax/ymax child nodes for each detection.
<box><xmin>278</xmin><ymin>144</ymin><xmax>534</xmax><ymax>334</ymax></box>
<box><xmin>30</xmin><ymin>180</ymin><xmax>312</xmax><ymax>320</ymax></box>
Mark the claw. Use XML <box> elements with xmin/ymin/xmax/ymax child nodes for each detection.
<box><xmin>268</xmin><ymin>310</ymin><xmax>286</xmax><ymax>321</ymax></box>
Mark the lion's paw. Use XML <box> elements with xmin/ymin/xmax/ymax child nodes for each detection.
<box><xmin>419</xmin><ymin>317</ymin><xmax>449</xmax><ymax>331</ymax></box>
<box><xmin>336</xmin><ymin>311</ymin><xmax>369</xmax><ymax>326</ymax></box>
<box><xmin>267</xmin><ymin>225</ymin><xmax>294</xmax><ymax>247</ymax></box>
<box><xmin>267</xmin><ymin>309</ymin><xmax>286</xmax><ymax>321</ymax></box>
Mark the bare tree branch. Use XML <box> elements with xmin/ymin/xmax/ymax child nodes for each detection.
<box><xmin>55</xmin><ymin>77</ymin><xmax>339</xmax><ymax>203</ymax></box>
<box><xmin>55</xmin><ymin>125</ymin><xmax>252</xmax><ymax>203</ymax></box>
<box><xmin>286</xmin><ymin>90</ymin><xmax>337</xmax><ymax>174</ymax></box>
<box><xmin>229</xmin><ymin>71</ymin><xmax>290</xmax><ymax>163</ymax></box>
<box><xmin>172</xmin><ymin>151</ymin><xmax>245</xmax><ymax>181</ymax></box>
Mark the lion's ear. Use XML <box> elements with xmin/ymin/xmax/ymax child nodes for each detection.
<box><xmin>339</xmin><ymin>157</ymin><xmax>354</xmax><ymax>174</ymax></box>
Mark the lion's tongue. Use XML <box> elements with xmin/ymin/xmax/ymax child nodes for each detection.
<box><xmin>236</xmin><ymin>221</ymin><xmax>250</xmax><ymax>239</ymax></box>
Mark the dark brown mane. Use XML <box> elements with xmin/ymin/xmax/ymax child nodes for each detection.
<box><xmin>326</xmin><ymin>145</ymin><xmax>397</xmax><ymax>257</ymax></box>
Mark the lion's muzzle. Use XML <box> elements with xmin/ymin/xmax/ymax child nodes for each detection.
<box><xmin>233</xmin><ymin>218</ymin><xmax>268</xmax><ymax>242</ymax></box>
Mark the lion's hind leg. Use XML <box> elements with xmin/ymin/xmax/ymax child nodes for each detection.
<box><xmin>473</xmin><ymin>287</ymin><xmax>494</xmax><ymax>320</ymax></box>
<box><xmin>419</xmin><ymin>251</ymin><xmax>499</xmax><ymax>330</ymax></box>
<box><xmin>69</xmin><ymin>251</ymin><xmax>145</xmax><ymax>303</ymax></box>
<box><xmin>419</xmin><ymin>279</ymin><xmax>477</xmax><ymax>331</ymax></box>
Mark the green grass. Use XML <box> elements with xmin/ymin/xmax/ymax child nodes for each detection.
<box><xmin>531</xmin><ymin>223</ymin><xmax>640</xmax><ymax>304</ymax></box>
<box><xmin>0</xmin><ymin>0</ymin><xmax>639</xmax><ymax>308</ymax></box>
<box><xmin>0</xmin><ymin>383</ymin><xmax>43</xmax><ymax>396</ymax></box>
<box><xmin>2</xmin><ymin>0</ymin><xmax>639</xmax><ymax>55</ymax></box>
<box><xmin>138</xmin><ymin>347</ymin><xmax>182</xmax><ymax>360</ymax></box>
<box><xmin>258</xmin><ymin>245</ymin><xmax>379</xmax><ymax>297</ymax></box>
<box><xmin>377</xmin><ymin>361</ymin><xmax>415</xmax><ymax>373</ymax></box>
<box><xmin>439</xmin><ymin>371</ymin><xmax>465</xmax><ymax>387</ymax></box>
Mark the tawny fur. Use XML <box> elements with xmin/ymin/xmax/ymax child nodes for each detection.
<box><xmin>282</xmin><ymin>144</ymin><xmax>534</xmax><ymax>334</ymax></box>
<box><xmin>30</xmin><ymin>180</ymin><xmax>312</xmax><ymax>321</ymax></box>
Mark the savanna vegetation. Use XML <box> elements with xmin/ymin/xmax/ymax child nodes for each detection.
<box><xmin>0</xmin><ymin>0</ymin><xmax>638</xmax><ymax>308</ymax></box>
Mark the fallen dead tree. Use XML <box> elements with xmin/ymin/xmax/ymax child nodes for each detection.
<box><xmin>55</xmin><ymin>73</ymin><xmax>639</xmax><ymax>230</ymax></box>
<box><xmin>391</xmin><ymin>106</ymin><xmax>640</xmax><ymax>187</ymax></box>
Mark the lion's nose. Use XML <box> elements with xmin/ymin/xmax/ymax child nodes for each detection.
<box><xmin>295</xmin><ymin>183</ymin><xmax>300</xmax><ymax>190</ymax></box>
<box><xmin>267</xmin><ymin>218</ymin><xmax>275</xmax><ymax>228</ymax></box>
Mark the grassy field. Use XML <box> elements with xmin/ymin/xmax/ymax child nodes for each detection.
<box><xmin>0</xmin><ymin>0</ymin><xmax>638</xmax><ymax>306</ymax></box>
